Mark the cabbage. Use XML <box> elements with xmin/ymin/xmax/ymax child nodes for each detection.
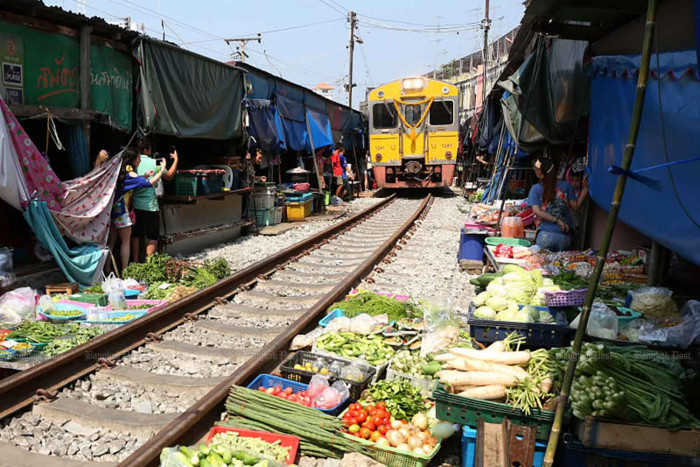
<box><xmin>474</xmin><ymin>306</ymin><xmax>497</xmax><ymax>319</ymax></box>
<box><xmin>531</xmin><ymin>269</ymin><xmax>543</xmax><ymax>288</ymax></box>
<box><xmin>486</xmin><ymin>282</ymin><xmax>508</xmax><ymax>298</ymax></box>
<box><xmin>542</xmin><ymin>278</ymin><xmax>554</xmax><ymax>286</ymax></box>
<box><xmin>473</xmin><ymin>291</ymin><xmax>491</xmax><ymax>307</ymax></box>
<box><xmin>506</xmin><ymin>302</ymin><xmax>519</xmax><ymax>314</ymax></box>
<box><xmin>495</xmin><ymin>308</ymin><xmax>534</xmax><ymax>323</ymax></box>
<box><xmin>503</xmin><ymin>265</ymin><xmax>526</xmax><ymax>274</ymax></box>
<box><xmin>522</xmin><ymin>305</ymin><xmax>540</xmax><ymax>321</ymax></box>
<box><xmin>538</xmin><ymin>310</ymin><xmax>555</xmax><ymax>324</ymax></box>
<box><xmin>505</xmin><ymin>281</ymin><xmax>536</xmax><ymax>304</ymax></box>
<box><xmin>502</xmin><ymin>272</ymin><xmax>532</xmax><ymax>284</ymax></box>
<box><xmin>485</xmin><ymin>295</ymin><xmax>509</xmax><ymax>312</ymax></box>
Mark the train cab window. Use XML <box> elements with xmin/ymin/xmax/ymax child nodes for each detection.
<box><xmin>429</xmin><ymin>100</ymin><xmax>454</xmax><ymax>125</ymax></box>
<box><xmin>372</xmin><ymin>103</ymin><xmax>398</xmax><ymax>129</ymax></box>
<box><xmin>404</xmin><ymin>105</ymin><xmax>422</xmax><ymax>125</ymax></box>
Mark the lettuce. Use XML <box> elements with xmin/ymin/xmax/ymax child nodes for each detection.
<box><xmin>474</xmin><ymin>306</ymin><xmax>497</xmax><ymax>319</ymax></box>
<box><xmin>486</xmin><ymin>281</ymin><xmax>508</xmax><ymax>298</ymax></box>
<box><xmin>473</xmin><ymin>291</ymin><xmax>491</xmax><ymax>307</ymax></box>
<box><xmin>486</xmin><ymin>295</ymin><xmax>509</xmax><ymax>312</ymax></box>
<box><xmin>538</xmin><ymin>310</ymin><xmax>555</xmax><ymax>324</ymax></box>
<box><xmin>522</xmin><ymin>305</ymin><xmax>540</xmax><ymax>321</ymax></box>
<box><xmin>505</xmin><ymin>281</ymin><xmax>536</xmax><ymax>304</ymax></box>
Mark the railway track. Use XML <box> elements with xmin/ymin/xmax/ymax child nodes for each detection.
<box><xmin>0</xmin><ymin>194</ymin><xmax>432</xmax><ymax>467</ymax></box>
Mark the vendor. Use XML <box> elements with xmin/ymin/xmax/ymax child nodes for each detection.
<box><xmin>528</xmin><ymin>158</ymin><xmax>588</xmax><ymax>252</ymax></box>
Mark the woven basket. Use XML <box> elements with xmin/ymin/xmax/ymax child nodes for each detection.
<box><xmin>544</xmin><ymin>289</ymin><xmax>587</xmax><ymax>307</ymax></box>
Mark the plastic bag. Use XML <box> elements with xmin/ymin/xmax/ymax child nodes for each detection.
<box><xmin>102</xmin><ymin>273</ymin><xmax>123</xmax><ymax>294</ymax></box>
<box><xmin>307</xmin><ymin>374</ymin><xmax>329</xmax><ymax>399</ymax></box>
<box><xmin>290</xmin><ymin>327</ymin><xmax>324</xmax><ymax>350</ymax></box>
<box><xmin>639</xmin><ymin>300</ymin><xmax>700</xmax><ymax>348</ymax></box>
<box><xmin>340</xmin><ymin>360</ymin><xmax>368</xmax><ymax>382</ymax></box>
<box><xmin>0</xmin><ymin>287</ymin><xmax>36</xmax><ymax>325</ymax></box>
<box><xmin>107</xmin><ymin>284</ymin><xmax>127</xmax><ymax>310</ymax></box>
<box><xmin>325</xmin><ymin>316</ymin><xmax>351</xmax><ymax>333</ymax></box>
<box><xmin>421</xmin><ymin>302</ymin><xmax>460</xmax><ymax>357</ymax></box>
<box><xmin>570</xmin><ymin>302</ymin><xmax>618</xmax><ymax>339</ymax></box>
<box><xmin>314</xmin><ymin>385</ymin><xmax>343</xmax><ymax>409</ymax></box>
<box><xmin>349</xmin><ymin>313</ymin><xmax>375</xmax><ymax>335</ymax></box>
<box><xmin>629</xmin><ymin>287</ymin><xmax>679</xmax><ymax>319</ymax></box>
<box><xmin>0</xmin><ymin>247</ymin><xmax>15</xmax><ymax>288</ymax></box>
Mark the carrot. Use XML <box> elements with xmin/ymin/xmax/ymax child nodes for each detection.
<box><xmin>437</xmin><ymin>370</ymin><xmax>519</xmax><ymax>387</ymax></box>
<box><xmin>449</xmin><ymin>347</ymin><xmax>531</xmax><ymax>366</ymax></box>
<box><xmin>449</xmin><ymin>358</ymin><xmax>528</xmax><ymax>380</ymax></box>
<box><xmin>458</xmin><ymin>384</ymin><xmax>507</xmax><ymax>400</ymax></box>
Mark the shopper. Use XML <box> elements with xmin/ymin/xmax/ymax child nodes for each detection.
<box><xmin>94</xmin><ymin>149</ymin><xmax>109</xmax><ymax>169</ymax></box>
<box><xmin>109</xmin><ymin>149</ymin><xmax>165</xmax><ymax>271</ymax></box>
<box><xmin>364</xmin><ymin>150</ymin><xmax>373</xmax><ymax>191</ymax></box>
<box><xmin>331</xmin><ymin>142</ymin><xmax>345</xmax><ymax>199</ymax></box>
<box><xmin>131</xmin><ymin>140</ymin><xmax>178</xmax><ymax>262</ymax></box>
<box><xmin>527</xmin><ymin>158</ymin><xmax>588</xmax><ymax>252</ymax></box>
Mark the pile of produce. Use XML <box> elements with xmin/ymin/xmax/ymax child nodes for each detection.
<box><xmin>471</xmin><ymin>266</ymin><xmax>560</xmax><ymax>323</ymax></box>
<box><xmin>315</xmin><ymin>332</ymin><xmax>395</xmax><ymax>366</ymax></box>
<box><xmin>41</xmin><ymin>308</ymin><xmax>84</xmax><ymax>318</ymax></box>
<box><xmin>6</xmin><ymin>322</ymin><xmax>104</xmax><ymax>358</ymax></box>
<box><xmin>328</xmin><ymin>291</ymin><xmax>422</xmax><ymax>322</ymax></box>
<box><xmin>389</xmin><ymin>350</ymin><xmax>441</xmax><ymax>380</ymax></box>
<box><xmin>550</xmin><ymin>343</ymin><xmax>700</xmax><ymax>429</ymax></box>
<box><xmin>361</xmin><ymin>379</ymin><xmax>431</xmax><ymax>421</ymax></box>
<box><xmin>124</xmin><ymin>254</ymin><xmax>230</xmax><ymax>290</ymax></box>
<box><xmin>42</xmin><ymin>327</ymin><xmax>105</xmax><ymax>357</ymax></box>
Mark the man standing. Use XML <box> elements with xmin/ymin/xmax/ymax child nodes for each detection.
<box><xmin>131</xmin><ymin>140</ymin><xmax>178</xmax><ymax>262</ymax></box>
<box><xmin>330</xmin><ymin>142</ymin><xmax>345</xmax><ymax>199</ymax></box>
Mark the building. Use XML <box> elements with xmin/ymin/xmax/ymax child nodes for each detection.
<box><xmin>312</xmin><ymin>82</ymin><xmax>335</xmax><ymax>100</ymax></box>
<box><xmin>426</xmin><ymin>27</ymin><xmax>519</xmax><ymax>124</ymax></box>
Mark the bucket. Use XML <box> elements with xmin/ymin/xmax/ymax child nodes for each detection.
<box><xmin>459</xmin><ymin>228</ymin><xmax>487</xmax><ymax>262</ymax></box>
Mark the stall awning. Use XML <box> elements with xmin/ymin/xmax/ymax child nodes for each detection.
<box><xmin>245</xmin><ymin>99</ymin><xmax>282</xmax><ymax>153</ymax></box>
<box><xmin>588</xmin><ymin>50</ymin><xmax>700</xmax><ymax>265</ymax></box>
<box><xmin>305</xmin><ymin>108</ymin><xmax>333</xmax><ymax>151</ymax></box>
<box><xmin>135</xmin><ymin>38</ymin><xmax>247</xmax><ymax>140</ymax></box>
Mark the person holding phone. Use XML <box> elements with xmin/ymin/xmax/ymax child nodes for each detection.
<box><xmin>131</xmin><ymin>139</ymin><xmax>179</xmax><ymax>262</ymax></box>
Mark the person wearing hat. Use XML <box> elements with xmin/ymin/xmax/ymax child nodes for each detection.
<box><xmin>527</xmin><ymin>158</ymin><xmax>588</xmax><ymax>252</ymax></box>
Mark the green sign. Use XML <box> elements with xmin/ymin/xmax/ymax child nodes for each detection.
<box><xmin>0</xmin><ymin>19</ymin><xmax>132</xmax><ymax>131</ymax></box>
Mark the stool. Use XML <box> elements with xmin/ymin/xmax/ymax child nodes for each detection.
<box><xmin>46</xmin><ymin>282</ymin><xmax>79</xmax><ymax>296</ymax></box>
<box><xmin>349</xmin><ymin>180</ymin><xmax>361</xmax><ymax>197</ymax></box>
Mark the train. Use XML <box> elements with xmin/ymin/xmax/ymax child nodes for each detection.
<box><xmin>367</xmin><ymin>77</ymin><xmax>459</xmax><ymax>189</ymax></box>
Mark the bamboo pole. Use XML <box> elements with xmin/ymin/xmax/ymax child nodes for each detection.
<box><xmin>542</xmin><ymin>1</ymin><xmax>659</xmax><ymax>465</ymax></box>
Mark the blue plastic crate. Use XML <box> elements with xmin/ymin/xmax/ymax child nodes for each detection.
<box><xmin>462</xmin><ymin>426</ymin><xmax>545</xmax><ymax>467</ymax></box>
<box><xmin>467</xmin><ymin>303</ymin><xmax>571</xmax><ymax>348</ymax></box>
<box><xmin>319</xmin><ymin>309</ymin><xmax>344</xmax><ymax>327</ymax></box>
<box><xmin>285</xmin><ymin>192</ymin><xmax>314</xmax><ymax>203</ymax></box>
<box><xmin>561</xmin><ymin>435</ymin><xmax>691</xmax><ymax>467</ymax></box>
<box><xmin>247</xmin><ymin>374</ymin><xmax>349</xmax><ymax>416</ymax></box>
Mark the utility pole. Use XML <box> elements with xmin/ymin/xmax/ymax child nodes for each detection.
<box><xmin>481</xmin><ymin>0</ymin><xmax>491</xmax><ymax>107</ymax></box>
<box><xmin>224</xmin><ymin>34</ymin><xmax>262</xmax><ymax>63</ymax></box>
<box><xmin>347</xmin><ymin>11</ymin><xmax>357</xmax><ymax>108</ymax></box>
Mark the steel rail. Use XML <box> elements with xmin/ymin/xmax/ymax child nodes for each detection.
<box><xmin>122</xmin><ymin>194</ymin><xmax>432</xmax><ymax>467</ymax></box>
<box><xmin>0</xmin><ymin>195</ymin><xmax>396</xmax><ymax>420</ymax></box>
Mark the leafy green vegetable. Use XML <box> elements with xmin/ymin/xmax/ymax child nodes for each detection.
<box><xmin>202</xmin><ymin>257</ymin><xmax>231</xmax><ymax>280</ymax></box>
<box><xmin>362</xmin><ymin>380</ymin><xmax>431</xmax><ymax>421</ymax></box>
<box><xmin>182</xmin><ymin>267</ymin><xmax>218</xmax><ymax>289</ymax></box>
<box><xmin>143</xmin><ymin>283</ymin><xmax>172</xmax><ymax>300</ymax></box>
<box><xmin>122</xmin><ymin>253</ymin><xmax>172</xmax><ymax>285</ymax></box>
<box><xmin>328</xmin><ymin>291</ymin><xmax>422</xmax><ymax>322</ymax></box>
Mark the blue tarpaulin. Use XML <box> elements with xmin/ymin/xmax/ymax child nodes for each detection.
<box><xmin>588</xmin><ymin>50</ymin><xmax>700</xmax><ymax>265</ymax></box>
<box><xmin>304</xmin><ymin>109</ymin><xmax>333</xmax><ymax>151</ymax></box>
<box><xmin>245</xmin><ymin>99</ymin><xmax>282</xmax><ymax>153</ymax></box>
<box><xmin>276</xmin><ymin>93</ymin><xmax>307</xmax><ymax>151</ymax></box>
<box><xmin>23</xmin><ymin>199</ymin><xmax>108</xmax><ymax>285</ymax></box>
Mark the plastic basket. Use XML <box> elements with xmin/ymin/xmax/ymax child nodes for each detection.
<box><xmin>485</xmin><ymin>237</ymin><xmax>532</xmax><ymax>247</ymax></box>
<box><xmin>251</xmin><ymin>192</ymin><xmax>275</xmax><ymax>210</ymax></box>
<box><xmin>467</xmin><ymin>304</ymin><xmax>571</xmax><ymax>348</ymax></box>
<box><xmin>285</xmin><ymin>193</ymin><xmax>314</xmax><ymax>203</ymax></box>
<box><xmin>85</xmin><ymin>310</ymin><xmax>147</xmax><ymax>324</ymax></box>
<box><xmin>107</xmin><ymin>299</ymin><xmax>168</xmax><ymax>313</ymax></box>
<box><xmin>615</xmin><ymin>307</ymin><xmax>642</xmax><ymax>325</ymax></box>
<box><xmin>319</xmin><ymin>309</ymin><xmax>344</xmax><ymax>327</ymax></box>
<box><xmin>341</xmin><ymin>430</ymin><xmax>440</xmax><ymax>467</ymax></box>
<box><xmin>251</xmin><ymin>207</ymin><xmax>276</xmax><ymax>227</ymax></box>
<box><xmin>286</xmin><ymin>200</ymin><xmax>313</xmax><ymax>220</ymax></box>
<box><xmin>0</xmin><ymin>348</ymin><xmax>16</xmax><ymax>361</ymax></box>
<box><xmin>560</xmin><ymin>434</ymin><xmax>692</xmax><ymax>467</ymax></box>
<box><xmin>11</xmin><ymin>342</ymin><xmax>38</xmax><ymax>358</ymax></box>
<box><xmin>279</xmin><ymin>351</ymin><xmax>375</xmax><ymax>401</ymax></box>
<box><xmin>274</xmin><ymin>206</ymin><xmax>284</xmax><ymax>224</ymax></box>
<box><xmin>205</xmin><ymin>426</ymin><xmax>299</xmax><ymax>465</ymax></box>
<box><xmin>246</xmin><ymin>374</ymin><xmax>349</xmax><ymax>415</ymax></box>
<box><xmin>207</xmin><ymin>172</ymin><xmax>224</xmax><ymax>193</ymax></box>
<box><xmin>433</xmin><ymin>383</ymin><xmax>555</xmax><ymax>441</ymax></box>
<box><xmin>385</xmin><ymin>366</ymin><xmax>436</xmax><ymax>397</ymax></box>
<box><xmin>544</xmin><ymin>289</ymin><xmax>587</xmax><ymax>307</ymax></box>
<box><xmin>462</xmin><ymin>425</ymin><xmax>545</xmax><ymax>467</ymax></box>
<box><xmin>310</xmin><ymin>343</ymin><xmax>389</xmax><ymax>383</ymax></box>
<box><xmin>171</xmin><ymin>172</ymin><xmax>199</xmax><ymax>197</ymax></box>
<box><xmin>37</xmin><ymin>303</ymin><xmax>88</xmax><ymax>322</ymax></box>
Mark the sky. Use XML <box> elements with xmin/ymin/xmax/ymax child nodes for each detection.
<box><xmin>47</xmin><ymin>0</ymin><xmax>526</xmax><ymax>108</ymax></box>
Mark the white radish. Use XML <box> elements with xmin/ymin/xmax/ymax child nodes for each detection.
<box><xmin>449</xmin><ymin>347</ymin><xmax>531</xmax><ymax>365</ymax></box>
<box><xmin>448</xmin><ymin>358</ymin><xmax>528</xmax><ymax>380</ymax></box>
<box><xmin>435</xmin><ymin>353</ymin><xmax>457</xmax><ymax>362</ymax></box>
<box><xmin>486</xmin><ymin>340</ymin><xmax>506</xmax><ymax>352</ymax></box>
<box><xmin>458</xmin><ymin>384</ymin><xmax>507</xmax><ymax>400</ymax></box>
<box><xmin>437</xmin><ymin>370</ymin><xmax>519</xmax><ymax>387</ymax></box>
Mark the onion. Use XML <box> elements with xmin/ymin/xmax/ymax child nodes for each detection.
<box><xmin>398</xmin><ymin>427</ymin><xmax>410</xmax><ymax>439</ymax></box>
<box><xmin>376</xmin><ymin>438</ymin><xmax>390</xmax><ymax>448</ymax></box>
<box><xmin>412</xmin><ymin>447</ymin><xmax>426</xmax><ymax>455</ymax></box>
<box><xmin>396</xmin><ymin>443</ymin><xmax>410</xmax><ymax>452</ymax></box>
<box><xmin>386</xmin><ymin>430</ymin><xmax>405</xmax><ymax>447</ymax></box>
<box><xmin>407</xmin><ymin>435</ymin><xmax>423</xmax><ymax>449</ymax></box>
<box><xmin>426</xmin><ymin>436</ymin><xmax>438</xmax><ymax>447</ymax></box>
<box><xmin>411</xmin><ymin>413</ymin><xmax>429</xmax><ymax>430</ymax></box>
<box><xmin>417</xmin><ymin>431</ymin><xmax>430</xmax><ymax>443</ymax></box>
<box><xmin>390</xmin><ymin>420</ymin><xmax>403</xmax><ymax>430</ymax></box>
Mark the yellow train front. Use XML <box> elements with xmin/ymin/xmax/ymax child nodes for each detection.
<box><xmin>368</xmin><ymin>77</ymin><xmax>459</xmax><ymax>189</ymax></box>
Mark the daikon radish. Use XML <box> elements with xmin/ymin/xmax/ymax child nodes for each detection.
<box><xmin>486</xmin><ymin>340</ymin><xmax>506</xmax><ymax>352</ymax></box>
<box><xmin>458</xmin><ymin>384</ymin><xmax>507</xmax><ymax>400</ymax></box>
<box><xmin>449</xmin><ymin>347</ymin><xmax>531</xmax><ymax>365</ymax></box>
<box><xmin>449</xmin><ymin>358</ymin><xmax>528</xmax><ymax>380</ymax></box>
<box><xmin>435</xmin><ymin>353</ymin><xmax>457</xmax><ymax>362</ymax></box>
<box><xmin>437</xmin><ymin>370</ymin><xmax>519</xmax><ymax>387</ymax></box>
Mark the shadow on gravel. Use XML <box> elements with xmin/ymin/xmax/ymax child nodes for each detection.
<box><xmin>375</xmin><ymin>187</ymin><xmax>457</xmax><ymax>199</ymax></box>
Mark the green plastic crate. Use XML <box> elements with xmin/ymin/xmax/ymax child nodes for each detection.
<box><xmin>341</xmin><ymin>431</ymin><xmax>439</xmax><ymax>467</ymax></box>
<box><xmin>67</xmin><ymin>293</ymin><xmax>108</xmax><ymax>307</ymax></box>
<box><xmin>171</xmin><ymin>172</ymin><xmax>198</xmax><ymax>197</ymax></box>
<box><xmin>432</xmin><ymin>383</ymin><xmax>555</xmax><ymax>441</ymax></box>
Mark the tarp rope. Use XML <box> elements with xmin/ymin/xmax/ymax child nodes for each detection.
<box><xmin>393</xmin><ymin>96</ymin><xmax>434</xmax><ymax>154</ymax></box>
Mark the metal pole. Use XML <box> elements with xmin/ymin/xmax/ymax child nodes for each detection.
<box><xmin>481</xmin><ymin>0</ymin><xmax>490</xmax><ymax>107</ymax></box>
<box><xmin>542</xmin><ymin>0</ymin><xmax>659</xmax><ymax>464</ymax></box>
<box><xmin>347</xmin><ymin>11</ymin><xmax>357</xmax><ymax>108</ymax></box>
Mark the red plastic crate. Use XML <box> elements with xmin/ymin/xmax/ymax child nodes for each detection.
<box><xmin>205</xmin><ymin>426</ymin><xmax>299</xmax><ymax>465</ymax></box>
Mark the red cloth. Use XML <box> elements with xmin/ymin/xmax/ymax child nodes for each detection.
<box><xmin>331</xmin><ymin>150</ymin><xmax>342</xmax><ymax>177</ymax></box>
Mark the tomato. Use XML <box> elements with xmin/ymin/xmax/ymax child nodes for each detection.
<box><xmin>365</xmin><ymin>404</ymin><xmax>376</xmax><ymax>412</ymax></box>
<box><xmin>377</xmin><ymin>424</ymin><xmax>388</xmax><ymax>435</ymax></box>
<box><xmin>272</xmin><ymin>386</ymin><xmax>282</xmax><ymax>395</ymax></box>
<box><xmin>348</xmin><ymin>410</ymin><xmax>359</xmax><ymax>419</ymax></box>
<box><xmin>283</xmin><ymin>387</ymin><xmax>294</xmax><ymax>396</ymax></box>
<box><xmin>356</xmin><ymin>412</ymin><xmax>368</xmax><ymax>423</ymax></box>
<box><xmin>367</xmin><ymin>409</ymin><xmax>378</xmax><ymax>418</ymax></box>
<box><xmin>257</xmin><ymin>386</ymin><xmax>266</xmax><ymax>391</ymax></box>
<box><xmin>350</xmin><ymin>403</ymin><xmax>361</xmax><ymax>411</ymax></box>
<box><xmin>363</xmin><ymin>422</ymin><xmax>376</xmax><ymax>432</ymax></box>
<box><xmin>376</xmin><ymin>402</ymin><xmax>387</xmax><ymax>410</ymax></box>
<box><xmin>348</xmin><ymin>424</ymin><xmax>360</xmax><ymax>434</ymax></box>
<box><xmin>342</xmin><ymin>411</ymin><xmax>352</xmax><ymax>419</ymax></box>
<box><xmin>359</xmin><ymin>428</ymin><xmax>372</xmax><ymax>440</ymax></box>
<box><xmin>370</xmin><ymin>431</ymin><xmax>382</xmax><ymax>443</ymax></box>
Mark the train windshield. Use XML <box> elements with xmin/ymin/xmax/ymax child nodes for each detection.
<box><xmin>429</xmin><ymin>100</ymin><xmax>454</xmax><ymax>125</ymax></box>
<box><xmin>403</xmin><ymin>105</ymin><xmax>423</xmax><ymax>125</ymax></box>
<box><xmin>372</xmin><ymin>103</ymin><xmax>398</xmax><ymax>129</ymax></box>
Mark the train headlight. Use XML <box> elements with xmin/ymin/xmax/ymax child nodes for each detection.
<box><xmin>375</xmin><ymin>153</ymin><xmax>383</xmax><ymax>162</ymax></box>
<box><xmin>445</xmin><ymin>151</ymin><xmax>453</xmax><ymax>159</ymax></box>
<box><xmin>401</xmin><ymin>77</ymin><xmax>427</xmax><ymax>93</ymax></box>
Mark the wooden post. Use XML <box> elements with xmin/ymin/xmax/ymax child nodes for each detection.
<box><xmin>647</xmin><ymin>240</ymin><xmax>665</xmax><ymax>285</ymax></box>
<box><xmin>80</xmin><ymin>24</ymin><xmax>91</xmax><ymax>159</ymax></box>
<box><xmin>542</xmin><ymin>0</ymin><xmax>659</xmax><ymax>464</ymax></box>
<box><xmin>304</xmin><ymin>112</ymin><xmax>324</xmax><ymax>192</ymax></box>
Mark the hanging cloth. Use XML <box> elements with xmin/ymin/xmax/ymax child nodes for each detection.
<box><xmin>67</xmin><ymin>124</ymin><xmax>90</xmax><ymax>177</ymax></box>
<box><xmin>23</xmin><ymin>199</ymin><xmax>108</xmax><ymax>286</ymax></box>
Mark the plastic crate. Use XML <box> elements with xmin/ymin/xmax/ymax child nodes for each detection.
<box><xmin>205</xmin><ymin>426</ymin><xmax>299</xmax><ymax>465</ymax></box>
<box><xmin>171</xmin><ymin>172</ymin><xmax>199</xmax><ymax>197</ymax></box>
<box><xmin>251</xmin><ymin>192</ymin><xmax>275</xmax><ymax>210</ymax></box>
<box><xmin>285</xmin><ymin>192</ymin><xmax>314</xmax><ymax>203</ymax></box>
<box><xmin>85</xmin><ymin>310</ymin><xmax>147</xmax><ymax>324</ymax></box>
<box><xmin>560</xmin><ymin>434</ymin><xmax>691</xmax><ymax>467</ymax></box>
<box><xmin>485</xmin><ymin>237</ymin><xmax>532</xmax><ymax>247</ymax></box>
<box><xmin>544</xmin><ymin>289</ymin><xmax>587</xmax><ymax>307</ymax></box>
<box><xmin>251</xmin><ymin>208</ymin><xmax>276</xmax><ymax>227</ymax></box>
<box><xmin>433</xmin><ymin>383</ymin><xmax>555</xmax><ymax>441</ymax></box>
<box><xmin>274</xmin><ymin>206</ymin><xmax>284</xmax><ymax>224</ymax></box>
<box><xmin>319</xmin><ymin>309</ymin><xmax>344</xmax><ymax>327</ymax></box>
<box><xmin>279</xmin><ymin>351</ymin><xmax>375</xmax><ymax>401</ymax></box>
<box><xmin>462</xmin><ymin>425</ymin><xmax>545</xmax><ymax>467</ymax></box>
<box><xmin>286</xmin><ymin>199</ymin><xmax>312</xmax><ymax>220</ymax></box>
<box><xmin>67</xmin><ymin>293</ymin><xmax>108</xmax><ymax>307</ymax></box>
<box><xmin>467</xmin><ymin>304</ymin><xmax>571</xmax><ymax>348</ymax></box>
<box><xmin>246</xmin><ymin>374</ymin><xmax>349</xmax><ymax>416</ymax></box>
<box><xmin>207</xmin><ymin>172</ymin><xmax>225</xmax><ymax>193</ymax></box>
<box><xmin>341</xmin><ymin>430</ymin><xmax>440</xmax><ymax>467</ymax></box>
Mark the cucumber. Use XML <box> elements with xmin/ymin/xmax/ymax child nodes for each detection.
<box><xmin>476</xmin><ymin>272</ymin><xmax>504</xmax><ymax>287</ymax></box>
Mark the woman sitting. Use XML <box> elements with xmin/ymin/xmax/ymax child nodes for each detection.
<box><xmin>527</xmin><ymin>158</ymin><xmax>588</xmax><ymax>252</ymax></box>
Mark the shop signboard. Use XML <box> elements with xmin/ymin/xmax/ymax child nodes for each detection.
<box><xmin>1</xmin><ymin>30</ymin><xmax>25</xmax><ymax>105</ymax></box>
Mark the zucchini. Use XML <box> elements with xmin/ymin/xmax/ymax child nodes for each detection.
<box><xmin>476</xmin><ymin>272</ymin><xmax>504</xmax><ymax>287</ymax></box>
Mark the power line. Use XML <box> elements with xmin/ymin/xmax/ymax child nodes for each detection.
<box><xmin>315</xmin><ymin>0</ymin><xmax>347</xmax><ymax>17</ymax></box>
<box><xmin>359</xmin><ymin>43</ymin><xmax>374</xmax><ymax>87</ymax></box>
<box><xmin>185</xmin><ymin>18</ymin><xmax>345</xmax><ymax>44</ymax></box>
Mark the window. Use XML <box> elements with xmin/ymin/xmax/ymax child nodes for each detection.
<box><xmin>404</xmin><ymin>105</ymin><xmax>422</xmax><ymax>125</ymax></box>
<box><xmin>372</xmin><ymin>103</ymin><xmax>398</xmax><ymax>129</ymax></box>
<box><xmin>429</xmin><ymin>100</ymin><xmax>454</xmax><ymax>125</ymax></box>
